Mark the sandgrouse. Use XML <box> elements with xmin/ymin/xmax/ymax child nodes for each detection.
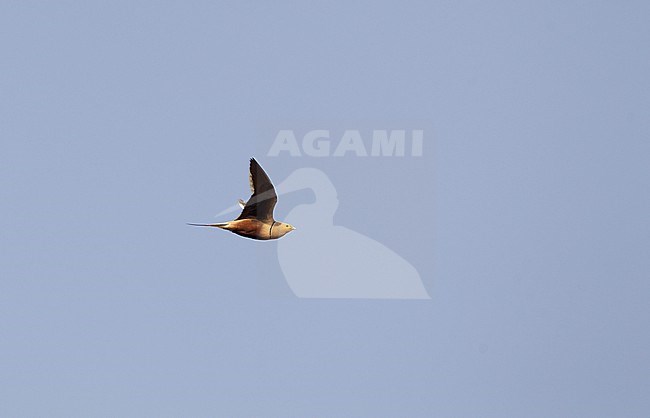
<box><xmin>188</xmin><ymin>158</ymin><xmax>295</xmax><ymax>240</ymax></box>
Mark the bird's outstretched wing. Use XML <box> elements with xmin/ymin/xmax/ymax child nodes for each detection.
<box><xmin>236</xmin><ymin>158</ymin><xmax>277</xmax><ymax>222</ymax></box>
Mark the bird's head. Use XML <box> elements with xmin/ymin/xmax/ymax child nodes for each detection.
<box><xmin>271</xmin><ymin>222</ymin><xmax>296</xmax><ymax>239</ymax></box>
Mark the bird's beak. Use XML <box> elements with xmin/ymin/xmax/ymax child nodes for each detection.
<box><xmin>291</xmin><ymin>226</ymin><xmax>296</xmax><ymax>230</ymax></box>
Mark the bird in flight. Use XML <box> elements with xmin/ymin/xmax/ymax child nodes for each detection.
<box><xmin>188</xmin><ymin>158</ymin><xmax>296</xmax><ymax>240</ymax></box>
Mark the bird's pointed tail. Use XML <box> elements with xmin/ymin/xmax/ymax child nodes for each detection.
<box><xmin>187</xmin><ymin>222</ymin><xmax>229</xmax><ymax>229</ymax></box>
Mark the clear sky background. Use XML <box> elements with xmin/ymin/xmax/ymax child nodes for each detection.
<box><xmin>1</xmin><ymin>2</ymin><xmax>649</xmax><ymax>417</ymax></box>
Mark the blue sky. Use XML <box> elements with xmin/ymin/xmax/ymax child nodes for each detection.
<box><xmin>1</xmin><ymin>2</ymin><xmax>649</xmax><ymax>417</ymax></box>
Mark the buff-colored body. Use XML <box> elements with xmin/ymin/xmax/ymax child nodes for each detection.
<box><xmin>212</xmin><ymin>219</ymin><xmax>294</xmax><ymax>240</ymax></box>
